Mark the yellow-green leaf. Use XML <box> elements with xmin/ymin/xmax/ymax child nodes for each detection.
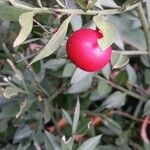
<box><xmin>111</xmin><ymin>51</ymin><xmax>129</xmax><ymax>69</ymax></box>
<box><xmin>29</xmin><ymin>15</ymin><xmax>72</xmax><ymax>65</ymax></box>
<box><xmin>13</xmin><ymin>11</ymin><xmax>34</xmax><ymax>47</ymax></box>
<box><xmin>93</xmin><ymin>15</ymin><xmax>117</xmax><ymax>51</ymax></box>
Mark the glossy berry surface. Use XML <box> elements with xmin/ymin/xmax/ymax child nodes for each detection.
<box><xmin>66</xmin><ymin>28</ymin><xmax>112</xmax><ymax>72</ymax></box>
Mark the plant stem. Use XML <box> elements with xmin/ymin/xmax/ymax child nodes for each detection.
<box><xmin>136</xmin><ymin>3</ymin><xmax>150</xmax><ymax>57</ymax></box>
<box><xmin>48</xmin><ymin>3</ymin><xmax>139</xmax><ymax>15</ymax></box>
<box><xmin>15</xmin><ymin>1</ymin><xmax>139</xmax><ymax>16</ymax></box>
<box><xmin>33</xmin><ymin>19</ymin><xmax>51</xmax><ymax>34</ymax></box>
<box><xmin>126</xmin><ymin>101</ymin><xmax>144</xmax><ymax>144</ymax></box>
<box><xmin>129</xmin><ymin>101</ymin><xmax>144</xmax><ymax>129</ymax></box>
<box><xmin>94</xmin><ymin>75</ymin><xmax>147</xmax><ymax>102</ymax></box>
<box><xmin>146</xmin><ymin>1</ymin><xmax>150</xmax><ymax>24</ymax></box>
<box><xmin>112</xmin><ymin>50</ymin><xmax>148</xmax><ymax>56</ymax></box>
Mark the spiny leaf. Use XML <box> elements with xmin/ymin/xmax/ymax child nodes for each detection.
<box><xmin>13</xmin><ymin>11</ymin><xmax>34</xmax><ymax>47</ymax></box>
<box><xmin>61</xmin><ymin>136</ymin><xmax>74</xmax><ymax>150</ymax></box>
<box><xmin>77</xmin><ymin>135</ymin><xmax>102</xmax><ymax>150</ymax></box>
<box><xmin>29</xmin><ymin>16</ymin><xmax>72</xmax><ymax>65</ymax></box>
<box><xmin>72</xmin><ymin>98</ymin><xmax>80</xmax><ymax>134</ymax></box>
<box><xmin>111</xmin><ymin>51</ymin><xmax>129</xmax><ymax>69</ymax></box>
<box><xmin>62</xmin><ymin>109</ymin><xmax>73</xmax><ymax>125</ymax></box>
<box><xmin>101</xmin><ymin>91</ymin><xmax>126</xmax><ymax>109</ymax></box>
<box><xmin>71</xmin><ymin>68</ymin><xmax>94</xmax><ymax>84</ymax></box>
<box><xmin>93</xmin><ymin>15</ymin><xmax>117</xmax><ymax>51</ymax></box>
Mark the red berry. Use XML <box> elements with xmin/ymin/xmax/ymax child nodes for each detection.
<box><xmin>66</xmin><ymin>28</ymin><xmax>112</xmax><ymax>72</ymax></box>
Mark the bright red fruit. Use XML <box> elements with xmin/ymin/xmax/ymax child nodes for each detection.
<box><xmin>66</xmin><ymin>28</ymin><xmax>112</xmax><ymax>72</ymax></box>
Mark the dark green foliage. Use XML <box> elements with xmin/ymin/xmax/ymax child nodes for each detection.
<box><xmin>0</xmin><ymin>0</ymin><xmax>150</xmax><ymax>149</ymax></box>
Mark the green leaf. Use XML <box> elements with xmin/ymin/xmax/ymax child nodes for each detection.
<box><xmin>116</xmin><ymin>131</ymin><xmax>129</xmax><ymax>146</ymax></box>
<box><xmin>76</xmin><ymin>0</ymin><xmax>98</xmax><ymax>10</ymax></box>
<box><xmin>77</xmin><ymin>135</ymin><xmax>102</xmax><ymax>150</ymax></box>
<box><xmin>17</xmin><ymin>143</ymin><xmax>30</xmax><ymax>150</ymax></box>
<box><xmin>140</xmin><ymin>55</ymin><xmax>150</xmax><ymax>67</ymax></box>
<box><xmin>44</xmin><ymin>134</ymin><xmax>55</xmax><ymax>150</ymax></box>
<box><xmin>0</xmin><ymin>103</ymin><xmax>20</xmax><ymax>119</ymax></box>
<box><xmin>43</xmin><ymin>58</ymin><xmax>66</xmax><ymax>71</ymax></box>
<box><xmin>3</xmin><ymin>86</ymin><xmax>20</xmax><ymax>99</ymax></box>
<box><xmin>61</xmin><ymin>136</ymin><xmax>74</xmax><ymax>150</ymax></box>
<box><xmin>96</xmin><ymin>145</ymin><xmax>118</xmax><ymax>150</ymax></box>
<box><xmin>108</xmin><ymin>15</ymin><xmax>146</xmax><ymax>50</ymax></box>
<box><xmin>34</xmin><ymin>61</ymin><xmax>45</xmax><ymax>82</ymax></box>
<box><xmin>71</xmin><ymin>68</ymin><xmax>94</xmax><ymax>84</ymax></box>
<box><xmin>97</xmin><ymin>79</ymin><xmax>112</xmax><ymax>97</ymax></box>
<box><xmin>45</xmin><ymin>131</ymin><xmax>61</xmax><ymax>150</ymax></box>
<box><xmin>80</xmin><ymin>93</ymin><xmax>91</xmax><ymax>110</ymax></box>
<box><xmin>144</xmin><ymin>69</ymin><xmax>150</xmax><ymax>85</ymax></box>
<box><xmin>95</xmin><ymin>0</ymin><xmax>119</xmax><ymax>8</ymax></box>
<box><xmin>101</xmin><ymin>91</ymin><xmax>126</xmax><ymax>109</ymax></box>
<box><xmin>0</xmin><ymin>3</ymin><xmax>26</xmax><ymax>21</ymax></box>
<box><xmin>62</xmin><ymin>109</ymin><xmax>73</xmax><ymax>125</ymax></box>
<box><xmin>111</xmin><ymin>51</ymin><xmax>129</xmax><ymax>69</ymax></box>
<box><xmin>144</xmin><ymin>142</ymin><xmax>150</xmax><ymax>150</ymax></box>
<box><xmin>101</xmin><ymin>63</ymin><xmax>111</xmax><ymax>79</ymax></box>
<box><xmin>63</xmin><ymin>63</ymin><xmax>76</xmax><ymax>77</ymax></box>
<box><xmin>114</xmin><ymin>70</ymin><xmax>128</xmax><ymax>86</ymax></box>
<box><xmin>7</xmin><ymin>59</ymin><xmax>23</xmax><ymax>80</ymax></box>
<box><xmin>13</xmin><ymin>11</ymin><xmax>34</xmax><ymax>47</ymax></box>
<box><xmin>76</xmin><ymin>117</ymin><xmax>89</xmax><ymax>134</ymax></box>
<box><xmin>44</xmin><ymin>99</ymin><xmax>51</xmax><ymax>124</ymax></box>
<box><xmin>75</xmin><ymin>0</ymin><xmax>87</xmax><ymax>10</ymax></box>
<box><xmin>121</xmin><ymin>0</ymin><xmax>144</xmax><ymax>10</ymax></box>
<box><xmin>8</xmin><ymin>0</ymin><xmax>34</xmax><ymax>10</ymax></box>
<box><xmin>93</xmin><ymin>15</ymin><xmax>117</xmax><ymax>50</ymax></box>
<box><xmin>103</xmin><ymin>117</ymin><xmax>123</xmax><ymax>135</ymax></box>
<box><xmin>143</xmin><ymin>100</ymin><xmax>150</xmax><ymax>116</ymax></box>
<box><xmin>86</xmin><ymin>0</ymin><xmax>98</xmax><ymax>10</ymax></box>
<box><xmin>29</xmin><ymin>15</ymin><xmax>72</xmax><ymax>65</ymax></box>
<box><xmin>67</xmin><ymin>75</ymin><xmax>93</xmax><ymax>94</ymax></box>
<box><xmin>0</xmin><ymin>119</ymin><xmax>8</xmax><ymax>132</ymax></box>
<box><xmin>126</xmin><ymin>64</ymin><xmax>137</xmax><ymax>84</ymax></box>
<box><xmin>16</xmin><ymin>98</ymin><xmax>34</xmax><ymax>118</ymax></box>
<box><xmin>72</xmin><ymin>98</ymin><xmax>80</xmax><ymax>134</ymax></box>
<box><xmin>13</xmin><ymin>125</ymin><xmax>33</xmax><ymax>143</ymax></box>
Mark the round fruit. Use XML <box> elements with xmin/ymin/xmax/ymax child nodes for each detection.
<box><xmin>66</xmin><ymin>28</ymin><xmax>112</xmax><ymax>72</ymax></box>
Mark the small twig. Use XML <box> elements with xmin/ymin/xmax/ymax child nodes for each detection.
<box><xmin>94</xmin><ymin>75</ymin><xmax>147</xmax><ymax>102</ymax></box>
<box><xmin>127</xmin><ymin>81</ymin><xmax>150</xmax><ymax>96</ymax></box>
<box><xmin>136</xmin><ymin>3</ymin><xmax>150</xmax><ymax>56</ymax></box>
<box><xmin>112</xmin><ymin>110</ymin><xmax>147</xmax><ymax>123</ymax></box>
<box><xmin>14</xmin><ymin>2</ymin><xmax>139</xmax><ymax>16</ymax></box>
<box><xmin>146</xmin><ymin>1</ymin><xmax>150</xmax><ymax>24</ymax></box>
<box><xmin>48</xmin><ymin>3</ymin><xmax>139</xmax><ymax>15</ymax></box>
<box><xmin>130</xmin><ymin>101</ymin><xmax>144</xmax><ymax>129</ymax></box>
<box><xmin>33</xmin><ymin>19</ymin><xmax>51</xmax><ymax>34</ymax></box>
<box><xmin>126</xmin><ymin>101</ymin><xmax>144</xmax><ymax>142</ymax></box>
<box><xmin>2</xmin><ymin>43</ymin><xmax>16</xmax><ymax>64</ymax></box>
